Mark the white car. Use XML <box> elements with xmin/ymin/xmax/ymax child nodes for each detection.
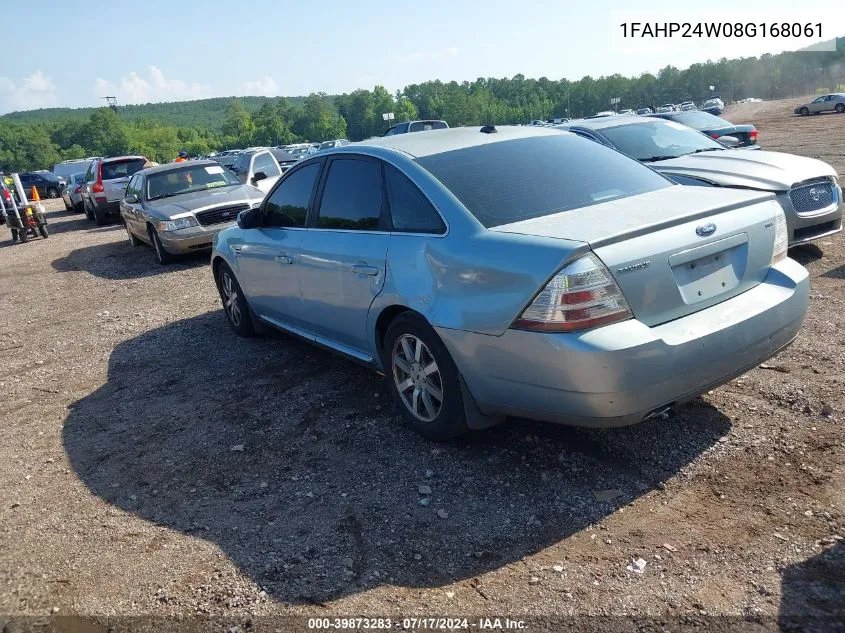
<box><xmin>231</xmin><ymin>149</ymin><xmax>283</xmax><ymax>194</ymax></box>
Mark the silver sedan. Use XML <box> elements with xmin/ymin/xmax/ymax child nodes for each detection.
<box><xmin>120</xmin><ymin>161</ymin><xmax>264</xmax><ymax>265</ymax></box>
<box><xmin>211</xmin><ymin>127</ymin><xmax>809</xmax><ymax>440</ymax></box>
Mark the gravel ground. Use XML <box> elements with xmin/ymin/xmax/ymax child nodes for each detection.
<box><xmin>0</xmin><ymin>98</ymin><xmax>842</xmax><ymax>632</ymax></box>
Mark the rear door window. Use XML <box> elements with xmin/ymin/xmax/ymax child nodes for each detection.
<box><xmin>101</xmin><ymin>159</ymin><xmax>146</xmax><ymax>180</ymax></box>
<box><xmin>416</xmin><ymin>134</ymin><xmax>671</xmax><ymax>228</ymax></box>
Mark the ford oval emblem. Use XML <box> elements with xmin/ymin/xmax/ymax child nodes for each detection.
<box><xmin>696</xmin><ymin>223</ymin><xmax>717</xmax><ymax>237</ymax></box>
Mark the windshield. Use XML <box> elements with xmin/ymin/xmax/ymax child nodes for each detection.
<box><xmin>601</xmin><ymin>120</ymin><xmax>725</xmax><ymax>161</ymax></box>
<box><xmin>416</xmin><ymin>134</ymin><xmax>671</xmax><ymax>228</ymax></box>
<box><xmin>146</xmin><ymin>164</ymin><xmax>241</xmax><ymax>200</ymax></box>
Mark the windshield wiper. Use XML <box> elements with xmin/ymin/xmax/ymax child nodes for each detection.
<box><xmin>691</xmin><ymin>147</ymin><xmax>724</xmax><ymax>154</ymax></box>
<box><xmin>148</xmin><ymin>192</ymin><xmax>186</xmax><ymax>201</ymax></box>
<box><xmin>639</xmin><ymin>155</ymin><xmax>679</xmax><ymax>163</ymax></box>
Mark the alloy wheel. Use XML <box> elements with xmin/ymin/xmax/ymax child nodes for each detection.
<box><xmin>392</xmin><ymin>334</ymin><xmax>443</xmax><ymax>423</ymax></box>
<box><xmin>221</xmin><ymin>271</ymin><xmax>242</xmax><ymax>327</ymax></box>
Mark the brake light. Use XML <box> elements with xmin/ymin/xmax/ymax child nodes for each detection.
<box><xmin>92</xmin><ymin>162</ymin><xmax>104</xmax><ymax>194</ymax></box>
<box><xmin>749</xmin><ymin>127</ymin><xmax>758</xmax><ymax>143</ymax></box>
<box><xmin>513</xmin><ymin>253</ymin><xmax>633</xmax><ymax>332</ymax></box>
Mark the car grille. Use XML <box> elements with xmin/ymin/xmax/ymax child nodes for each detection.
<box><xmin>789</xmin><ymin>182</ymin><xmax>837</xmax><ymax>215</ymax></box>
<box><xmin>194</xmin><ymin>204</ymin><xmax>251</xmax><ymax>226</ymax></box>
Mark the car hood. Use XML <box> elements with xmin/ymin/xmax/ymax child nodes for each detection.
<box><xmin>652</xmin><ymin>150</ymin><xmax>838</xmax><ymax>191</ymax></box>
<box><xmin>145</xmin><ymin>185</ymin><xmax>263</xmax><ymax>217</ymax></box>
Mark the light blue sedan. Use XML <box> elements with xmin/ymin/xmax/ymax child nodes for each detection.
<box><xmin>210</xmin><ymin>126</ymin><xmax>809</xmax><ymax>440</ymax></box>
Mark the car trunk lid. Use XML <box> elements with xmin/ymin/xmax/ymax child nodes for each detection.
<box><xmin>491</xmin><ymin>187</ymin><xmax>780</xmax><ymax>327</ymax></box>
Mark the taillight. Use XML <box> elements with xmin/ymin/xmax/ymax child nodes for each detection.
<box><xmin>512</xmin><ymin>253</ymin><xmax>633</xmax><ymax>333</ymax></box>
<box><xmin>74</xmin><ymin>186</ymin><xmax>82</xmax><ymax>193</ymax></box>
<box><xmin>771</xmin><ymin>207</ymin><xmax>788</xmax><ymax>265</ymax></box>
<box><xmin>749</xmin><ymin>127</ymin><xmax>758</xmax><ymax>143</ymax></box>
<box><xmin>92</xmin><ymin>162</ymin><xmax>104</xmax><ymax>194</ymax></box>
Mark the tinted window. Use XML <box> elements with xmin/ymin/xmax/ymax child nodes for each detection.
<box><xmin>662</xmin><ymin>111</ymin><xmax>732</xmax><ymax>129</ymax></box>
<box><xmin>600</xmin><ymin>120</ymin><xmax>724</xmax><ymax>161</ymax></box>
<box><xmin>316</xmin><ymin>159</ymin><xmax>382</xmax><ymax>231</ymax></box>
<box><xmin>101</xmin><ymin>158</ymin><xmax>146</xmax><ymax>180</ymax></box>
<box><xmin>409</xmin><ymin>121</ymin><xmax>448</xmax><ymax>132</ymax></box>
<box><xmin>126</xmin><ymin>174</ymin><xmax>139</xmax><ymax>198</ymax></box>
<box><xmin>384</xmin><ymin>164</ymin><xmax>445</xmax><ymax>234</ymax></box>
<box><xmin>252</xmin><ymin>152</ymin><xmax>280</xmax><ymax>177</ymax></box>
<box><xmin>262</xmin><ymin>162</ymin><xmax>320</xmax><ymax>228</ymax></box>
<box><xmin>416</xmin><ymin>135</ymin><xmax>671</xmax><ymax>228</ymax></box>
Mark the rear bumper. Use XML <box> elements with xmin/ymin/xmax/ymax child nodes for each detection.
<box><xmin>93</xmin><ymin>199</ymin><xmax>121</xmax><ymax>217</ymax></box>
<box><xmin>437</xmin><ymin>258</ymin><xmax>809</xmax><ymax>428</ymax></box>
<box><xmin>158</xmin><ymin>222</ymin><xmax>235</xmax><ymax>254</ymax></box>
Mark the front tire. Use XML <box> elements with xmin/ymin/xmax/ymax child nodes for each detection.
<box><xmin>83</xmin><ymin>199</ymin><xmax>93</xmax><ymax>221</ymax></box>
<box><xmin>46</xmin><ymin>187</ymin><xmax>58</xmax><ymax>199</ymax></box>
<box><xmin>124</xmin><ymin>219</ymin><xmax>141</xmax><ymax>246</ymax></box>
<box><xmin>800</xmin><ymin>107</ymin><xmax>809</xmax><ymax>116</ymax></box>
<box><xmin>38</xmin><ymin>225</ymin><xmax>49</xmax><ymax>238</ymax></box>
<box><xmin>215</xmin><ymin>263</ymin><xmax>255</xmax><ymax>337</ymax></box>
<box><xmin>383</xmin><ymin>313</ymin><xmax>468</xmax><ymax>441</ymax></box>
<box><xmin>148</xmin><ymin>227</ymin><xmax>174</xmax><ymax>265</ymax></box>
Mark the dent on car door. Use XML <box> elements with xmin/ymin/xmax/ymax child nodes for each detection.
<box><xmin>297</xmin><ymin>156</ymin><xmax>390</xmax><ymax>358</ymax></box>
<box><xmin>235</xmin><ymin>162</ymin><xmax>322</xmax><ymax>329</ymax></box>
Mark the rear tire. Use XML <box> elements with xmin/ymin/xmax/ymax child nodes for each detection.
<box><xmin>92</xmin><ymin>206</ymin><xmax>106</xmax><ymax>226</ymax></box>
<box><xmin>800</xmin><ymin>107</ymin><xmax>809</xmax><ymax>116</ymax></box>
<box><xmin>148</xmin><ymin>227</ymin><xmax>174</xmax><ymax>265</ymax></box>
<box><xmin>38</xmin><ymin>225</ymin><xmax>49</xmax><ymax>238</ymax></box>
<box><xmin>10</xmin><ymin>228</ymin><xmax>18</xmax><ymax>243</ymax></box>
<box><xmin>46</xmin><ymin>187</ymin><xmax>58</xmax><ymax>199</ymax></box>
<box><xmin>215</xmin><ymin>262</ymin><xmax>255</xmax><ymax>337</ymax></box>
<box><xmin>382</xmin><ymin>313</ymin><xmax>469</xmax><ymax>441</ymax></box>
<box><xmin>18</xmin><ymin>228</ymin><xmax>28</xmax><ymax>243</ymax></box>
<box><xmin>836</xmin><ymin>104</ymin><xmax>845</xmax><ymax>114</ymax></box>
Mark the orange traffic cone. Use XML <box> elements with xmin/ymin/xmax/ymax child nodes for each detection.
<box><xmin>31</xmin><ymin>187</ymin><xmax>40</xmax><ymax>202</ymax></box>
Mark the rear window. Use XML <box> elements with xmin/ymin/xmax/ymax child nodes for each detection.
<box><xmin>101</xmin><ymin>159</ymin><xmax>146</xmax><ymax>180</ymax></box>
<box><xmin>664</xmin><ymin>111</ymin><xmax>731</xmax><ymax>129</ymax></box>
<box><xmin>416</xmin><ymin>135</ymin><xmax>671</xmax><ymax>228</ymax></box>
<box><xmin>409</xmin><ymin>121</ymin><xmax>448</xmax><ymax>132</ymax></box>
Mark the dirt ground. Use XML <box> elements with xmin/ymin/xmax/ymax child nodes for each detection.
<box><xmin>0</xmin><ymin>97</ymin><xmax>842</xmax><ymax>632</ymax></box>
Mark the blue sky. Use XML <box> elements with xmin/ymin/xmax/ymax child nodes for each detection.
<box><xmin>0</xmin><ymin>0</ymin><xmax>839</xmax><ymax>113</ymax></box>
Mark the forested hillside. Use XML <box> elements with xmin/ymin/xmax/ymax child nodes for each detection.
<box><xmin>1</xmin><ymin>38</ymin><xmax>842</xmax><ymax>171</ymax></box>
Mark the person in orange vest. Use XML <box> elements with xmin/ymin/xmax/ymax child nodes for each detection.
<box><xmin>174</xmin><ymin>151</ymin><xmax>189</xmax><ymax>163</ymax></box>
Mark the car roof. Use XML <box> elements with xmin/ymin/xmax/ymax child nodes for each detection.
<box><xmin>356</xmin><ymin>125</ymin><xmax>562</xmax><ymax>158</ymax></box>
<box><xmin>138</xmin><ymin>160</ymin><xmax>221</xmax><ymax>176</ymax></box>
<box><xmin>101</xmin><ymin>155</ymin><xmax>147</xmax><ymax>164</ymax></box>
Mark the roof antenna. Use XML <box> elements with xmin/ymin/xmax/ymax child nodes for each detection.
<box><xmin>479</xmin><ymin>125</ymin><xmax>497</xmax><ymax>134</ymax></box>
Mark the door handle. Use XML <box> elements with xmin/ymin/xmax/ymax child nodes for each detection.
<box><xmin>231</xmin><ymin>246</ymin><xmax>242</xmax><ymax>255</ymax></box>
<box><xmin>352</xmin><ymin>264</ymin><xmax>379</xmax><ymax>276</ymax></box>
<box><xmin>275</xmin><ymin>254</ymin><xmax>294</xmax><ymax>265</ymax></box>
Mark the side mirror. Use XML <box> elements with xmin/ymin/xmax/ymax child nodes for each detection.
<box><xmin>717</xmin><ymin>135</ymin><xmax>740</xmax><ymax>148</ymax></box>
<box><xmin>252</xmin><ymin>171</ymin><xmax>267</xmax><ymax>184</ymax></box>
<box><xmin>124</xmin><ymin>194</ymin><xmax>138</xmax><ymax>204</ymax></box>
<box><xmin>237</xmin><ymin>207</ymin><xmax>261</xmax><ymax>229</ymax></box>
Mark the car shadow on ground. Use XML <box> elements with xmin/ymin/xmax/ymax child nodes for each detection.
<box><xmin>779</xmin><ymin>541</ymin><xmax>844</xmax><ymax>632</ymax></box>
<box><xmin>52</xmin><ymin>240</ymin><xmax>209</xmax><ymax>280</ymax></box>
<box><xmin>788</xmin><ymin>244</ymin><xmax>824</xmax><ymax>266</ymax></box>
<box><xmin>62</xmin><ymin>311</ymin><xmax>731</xmax><ymax>605</ymax></box>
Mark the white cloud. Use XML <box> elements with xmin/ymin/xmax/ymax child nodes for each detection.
<box><xmin>396</xmin><ymin>47</ymin><xmax>459</xmax><ymax>64</ymax></box>
<box><xmin>93</xmin><ymin>65</ymin><xmax>211</xmax><ymax>105</ymax></box>
<box><xmin>0</xmin><ymin>70</ymin><xmax>58</xmax><ymax>112</ymax></box>
<box><xmin>241</xmin><ymin>76</ymin><xmax>278</xmax><ymax>97</ymax></box>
